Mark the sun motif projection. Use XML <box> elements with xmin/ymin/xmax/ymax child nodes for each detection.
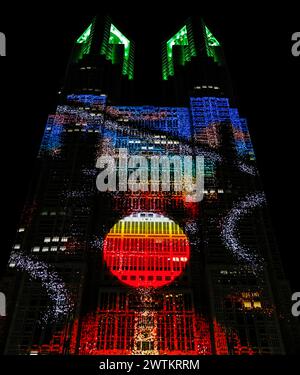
<box><xmin>103</xmin><ymin>212</ymin><xmax>190</xmax><ymax>288</ymax></box>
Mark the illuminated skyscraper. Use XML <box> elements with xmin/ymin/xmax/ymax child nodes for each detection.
<box><xmin>65</xmin><ymin>16</ymin><xmax>135</xmax><ymax>103</ymax></box>
<box><xmin>1</xmin><ymin>15</ymin><xmax>299</xmax><ymax>355</ymax></box>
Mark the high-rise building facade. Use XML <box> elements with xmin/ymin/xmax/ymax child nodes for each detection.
<box><xmin>1</xmin><ymin>15</ymin><xmax>299</xmax><ymax>355</ymax></box>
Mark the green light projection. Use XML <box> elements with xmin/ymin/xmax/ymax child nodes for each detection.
<box><xmin>75</xmin><ymin>22</ymin><xmax>93</xmax><ymax>61</ymax></box>
<box><xmin>204</xmin><ymin>25</ymin><xmax>221</xmax><ymax>63</ymax></box>
<box><xmin>101</xmin><ymin>23</ymin><xmax>134</xmax><ymax>80</ymax></box>
<box><xmin>109</xmin><ymin>24</ymin><xmax>130</xmax><ymax>59</ymax></box>
<box><xmin>162</xmin><ymin>25</ymin><xmax>196</xmax><ymax>80</ymax></box>
<box><xmin>77</xmin><ymin>23</ymin><xmax>92</xmax><ymax>44</ymax></box>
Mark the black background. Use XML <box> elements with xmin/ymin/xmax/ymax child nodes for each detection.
<box><xmin>0</xmin><ymin>7</ymin><xmax>299</xmax><ymax>296</ymax></box>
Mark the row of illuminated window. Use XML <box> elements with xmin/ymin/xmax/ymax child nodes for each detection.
<box><xmin>204</xmin><ymin>189</ymin><xmax>224</xmax><ymax>194</ymax></box>
<box><xmin>113</xmin><ymin>110</ymin><xmax>165</xmax><ymax>115</ymax></box>
<box><xmin>65</xmin><ymin>128</ymin><xmax>100</xmax><ymax>133</ymax></box>
<box><xmin>153</xmin><ymin>140</ymin><xmax>180</xmax><ymax>144</ymax></box>
<box><xmin>46</xmin><ymin>127</ymin><xmax>100</xmax><ymax>134</ymax></box>
<box><xmin>115</xmin><ymin>109</ymin><xmax>187</xmax><ymax>114</ymax></box>
<box><xmin>110</xmin><ymin>263</ymin><xmax>187</xmax><ymax>272</ymax></box>
<box><xmin>105</xmin><ymin>239</ymin><xmax>188</xmax><ymax>253</ymax></box>
<box><xmin>191</xmin><ymin>107</ymin><xmax>229</xmax><ymax>112</ymax></box>
<box><xmin>191</xmin><ymin>97</ymin><xmax>229</xmax><ymax>103</ymax></box>
<box><xmin>106</xmin><ymin>256</ymin><xmax>187</xmax><ymax>271</ymax></box>
<box><xmin>31</xmin><ymin>246</ymin><xmax>66</xmax><ymax>253</ymax></box>
<box><xmin>191</xmin><ymin>111</ymin><xmax>229</xmax><ymax>117</ymax></box>
<box><xmin>79</xmin><ymin>66</ymin><xmax>97</xmax><ymax>71</ymax></box>
<box><xmin>127</xmin><ymin>140</ymin><xmax>180</xmax><ymax>145</ymax></box>
<box><xmin>194</xmin><ymin>85</ymin><xmax>220</xmax><ymax>90</ymax></box>
<box><xmin>243</xmin><ymin>301</ymin><xmax>262</xmax><ymax>309</ymax></box>
<box><xmin>110</xmin><ymin>221</ymin><xmax>184</xmax><ymax>235</ymax></box>
<box><xmin>40</xmin><ymin>211</ymin><xmax>66</xmax><ymax>216</ymax></box>
<box><xmin>191</xmin><ymin>99</ymin><xmax>228</xmax><ymax>105</ymax></box>
<box><xmin>113</xmin><ymin>199</ymin><xmax>186</xmax><ymax>210</ymax></box>
<box><xmin>119</xmin><ymin>275</ymin><xmax>174</xmax><ymax>282</ymax></box>
<box><xmin>192</xmin><ymin>117</ymin><xmax>229</xmax><ymax>123</ymax></box>
<box><xmin>43</xmin><ymin>236</ymin><xmax>68</xmax><ymax>243</ymax></box>
<box><xmin>120</xmin><ymin>234</ymin><xmax>187</xmax><ymax>243</ymax></box>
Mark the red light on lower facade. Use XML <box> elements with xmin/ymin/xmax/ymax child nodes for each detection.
<box><xmin>103</xmin><ymin>212</ymin><xmax>190</xmax><ymax>288</ymax></box>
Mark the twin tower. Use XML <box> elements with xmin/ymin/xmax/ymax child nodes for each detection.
<box><xmin>64</xmin><ymin>15</ymin><xmax>230</xmax><ymax>105</ymax></box>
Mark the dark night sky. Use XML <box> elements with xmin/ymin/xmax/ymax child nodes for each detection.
<box><xmin>0</xmin><ymin>8</ymin><xmax>299</xmax><ymax>290</ymax></box>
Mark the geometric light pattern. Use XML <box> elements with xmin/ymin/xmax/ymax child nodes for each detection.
<box><xmin>165</xmin><ymin>25</ymin><xmax>188</xmax><ymax>79</ymax></box>
<box><xmin>204</xmin><ymin>24</ymin><xmax>221</xmax><ymax>64</ymax></box>
<box><xmin>101</xmin><ymin>22</ymin><xmax>134</xmax><ymax>80</ymax></box>
<box><xmin>75</xmin><ymin>22</ymin><xmax>94</xmax><ymax>61</ymax></box>
<box><xmin>162</xmin><ymin>24</ymin><xmax>196</xmax><ymax>80</ymax></box>
<box><xmin>76</xmin><ymin>23</ymin><xmax>92</xmax><ymax>44</ymax></box>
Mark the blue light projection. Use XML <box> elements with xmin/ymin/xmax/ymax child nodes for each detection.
<box><xmin>190</xmin><ymin>97</ymin><xmax>254</xmax><ymax>158</ymax></box>
<box><xmin>39</xmin><ymin>116</ymin><xmax>64</xmax><ymax>158</ymax></box>
<box><xmin>39</xmin><ymin>94</ymin><xmax>256</xmax><ymax>186</ymax></box>
<box><xmin>111</xmin><ymin>106</ymin><xmax>192</xmax><ymax>140</ymax></box>
<box><xmin>67</xmin><ymin>94</ymin><xmax>107</xmax><ymax>107</ymax></box>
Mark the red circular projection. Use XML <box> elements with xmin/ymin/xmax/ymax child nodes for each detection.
<box><xmin>103</xmin><ymin>212</ymin><xmax>190</xmax><ymax>288</ymax></box>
